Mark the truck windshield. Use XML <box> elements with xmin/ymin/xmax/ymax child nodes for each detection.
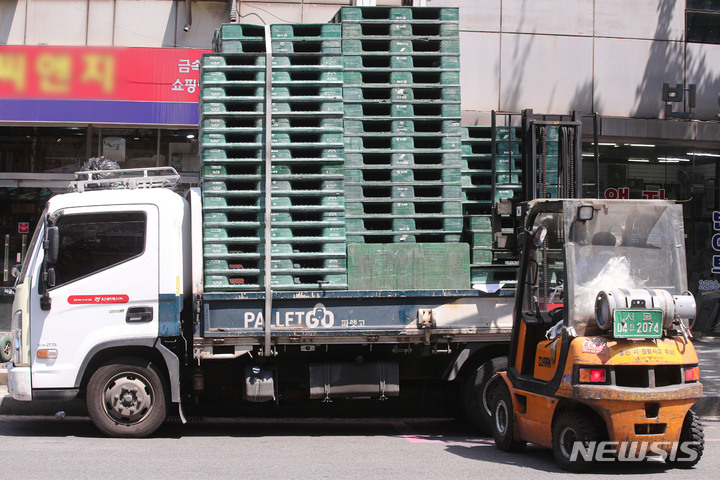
<box><xmin>564</xmin><ymin>200</ymin><xmax>687</xmax><ymax>335</ymax></box>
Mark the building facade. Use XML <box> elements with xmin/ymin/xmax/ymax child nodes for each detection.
<box><xmin>1</xmin><ymin>0</ymin><xmax>719</xmax><ymax>328</ymax></box>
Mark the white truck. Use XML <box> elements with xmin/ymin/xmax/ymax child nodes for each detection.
<box><xmin>8</xmin><ymin>167</ymin><xmax>517</xmax><ymax>437</ymax></box>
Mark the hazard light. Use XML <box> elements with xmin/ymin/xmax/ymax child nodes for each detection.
<box><xmin>37</xmin><ymin>348</ymin><xmax>58</xmax><ymax>360</ymax></box>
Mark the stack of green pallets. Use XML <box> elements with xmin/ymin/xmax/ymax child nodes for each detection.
<box><xmin>200</xmin><ymin>23</ymin><xmax>348</xmax><ymax>291</ymax></box>
<box><xmin>268</xmin><ymin>23</ymin><xmax>348</xmax><ymax>290</ymax></box>
<box><xmin>336</xmin><ymin>7</ymin><xmax>464</xmax><ymax>244</ymax></box>
<box><xmin>461</xmin><ymin>126</ymin><xmax>523</xmax><ymax>288</ymax></box>
<box><xmin>199</xmin><ymin>7</ymin><xmax>556</xmax><ymax>293</ymax></box>
<box><xmin>202</xmin><ymin>24</ymin><xmax>269</xmax><ymax>292</ymax></box>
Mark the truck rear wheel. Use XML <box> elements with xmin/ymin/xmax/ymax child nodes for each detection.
<box><xmin>490</xmin><ymin>381</ymin><xmax>526</xmax><ymax>452</ymax></box>
<box><xmin>86</xmin><ymin>358</ymin><xmax>167</xmax><ymax>438</ymax></box>
<box><xmin>461</xmin><ymin>357</ymin><xmax>507</xmax><ymax>434</ymax></box>
<box><xmin>665</xmin><ymin>409</ymin><xmax>704</xmax><ymax>468</ymax></box>
<box><xmin>552</xmin><ymin>411</ymin><xmax>598</xmax><ymax>472</ymax></box>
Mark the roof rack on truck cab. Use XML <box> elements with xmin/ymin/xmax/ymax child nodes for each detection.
<box><xmin>71</xmin><ymin>166</ymin><xmax>181</xmax><ymax>192</ymax></box>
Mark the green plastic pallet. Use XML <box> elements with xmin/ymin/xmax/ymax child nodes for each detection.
<box><xmin>348</xmin><ymin>242</ymin><xmax>469</xmax><ymax>290</ymax></box>
<box><xmin>334</xmin><ymin>7</ymin><xmax>459</xmax><ymax>23</ymax></box>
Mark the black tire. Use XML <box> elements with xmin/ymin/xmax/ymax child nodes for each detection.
<box><xmin>0</xmin><ymin>335</ymin><xmax>12</xmax><ymax>363</ymax></box>
<box><xmin>490</xmin><ymin>381</ymin><xmax>526</xmax><ymax>452</ymax></box>
<box><xmin>552</xmin><ymin>411</ymin><xmax>598</xmax><ymax>472</ymax></box>
<box><xmin>86</xmin><ymin>358</ymin><xmax>167</xmax><ymax>438</ymax></box>
<box><xmin>666</xmin><ymin>409</ymin><xmax>704</xmax><ymax>468</ymax></box>
<box><xmin>461</xmin><ymin>357</ymin><xmax>508</xmax><ymax>435</ymax></box>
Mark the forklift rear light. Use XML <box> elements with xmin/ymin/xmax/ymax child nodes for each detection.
<box><xmin>579</xmin><ymin>368</ymin><xmax>607</xmax><ymax>383</ymax></box>
<box><xmin>684</xmin><ymin>366</ymin><xmax>700</xmax><ymax>383</ymax></box>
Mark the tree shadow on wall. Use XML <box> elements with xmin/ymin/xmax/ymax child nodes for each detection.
<box><xmin>0</xmin><ymin>1</ymin><xmax>18</xmax><ymax>45</ymax></box>
<box><xmin>632</xmin><ymin>0</ymin><xmax>720</xmax><ymax>121</ymax></box>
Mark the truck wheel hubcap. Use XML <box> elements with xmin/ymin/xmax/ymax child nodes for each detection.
<box><xmin>103</xmin><ymin>373</ymin><xmax>154</xmax><ymax>425</ymax></box>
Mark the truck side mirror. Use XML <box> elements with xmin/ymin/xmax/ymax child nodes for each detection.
<box><xmin>45</xmin><ymin>226</ymin><xmax>59</xmax><ymax>264</ymax></box>
<box><xmin>11</xmin><ymin>264</ymin><xmax>21</xmax><ymax>278</ymax></box>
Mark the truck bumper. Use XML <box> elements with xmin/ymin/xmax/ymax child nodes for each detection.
<box><xmin>7</xmin><ymin>364</ymin><xmax>32</xmax><ymax>401</ymax></box>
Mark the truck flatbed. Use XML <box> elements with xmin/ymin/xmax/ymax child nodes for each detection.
<box><xmin>198</xmin><ymin>289</ymin><xmax>514</xmax><ymax>345</ymax></box>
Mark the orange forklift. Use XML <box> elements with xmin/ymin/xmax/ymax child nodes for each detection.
<box><xmin>487</xmin><ymin>198</ymin><xmax>704</xmax><ymax>471</ymax></box>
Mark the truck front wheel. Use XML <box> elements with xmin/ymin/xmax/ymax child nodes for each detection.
<box><xmin>86</xmin><ymin>358</ymin><xmax>167</xmax><ymax>438</ymax></box>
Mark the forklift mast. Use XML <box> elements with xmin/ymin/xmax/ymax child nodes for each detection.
<box><xmin>521</xmin><ymin>109</ymin><xmax>583</xmax><ymax>201</ymax></box>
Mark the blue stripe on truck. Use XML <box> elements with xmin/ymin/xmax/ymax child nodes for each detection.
<box><xmin>158</xmin><ymin>293</ymin><xmax>182</xmax><ymax>337</ymax></box>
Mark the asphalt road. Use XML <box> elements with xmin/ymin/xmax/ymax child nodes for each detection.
<box><xmin>3</xmin><ymin>416</ymin><xmax>720</xmax><ymax>480</ymax></box>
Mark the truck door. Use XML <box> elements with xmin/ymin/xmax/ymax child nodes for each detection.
<box><xmin>30</xmin><ymin>205</ymin><xmax>159</xmax><ymax>391</ymax></box>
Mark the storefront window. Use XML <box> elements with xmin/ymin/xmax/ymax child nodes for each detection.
<box><xmin>686</xmin><ymin>0</ymin><xmax>720</xmax><ymax>45</ymax></box>
<box><xmin>0</xmin><ymin>125</ymin><xmax>199</xmax><ymax>175</ymax></box>
<box><xmin>97</xmin><ymin>128</ymin><xmax>199</xmax><ymax>172</ymax></box>
<box><xmin>0</xmin><ymin>125</ymin><xmax>198</xmax><ymax>293</ymax></box>
<box><xmin>582</xmin><ymin>142</ymin><xmax>720</xmax><ymax>307</ymax></box>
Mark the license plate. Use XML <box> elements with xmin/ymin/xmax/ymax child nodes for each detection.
<box><xmin>613</xmin><ymin>309</ymin><xmax>663</xmax><ymax>339</ymax></box>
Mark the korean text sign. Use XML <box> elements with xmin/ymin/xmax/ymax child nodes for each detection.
<box><xmin>0</xmin><ymin>46</ymin><xmax>210</xmax><ymax>125</ymax></box>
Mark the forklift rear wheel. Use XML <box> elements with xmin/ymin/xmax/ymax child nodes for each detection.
<box><xmin>86</xmin><ymin>357</ymin><xmax>167</xmax><ymax>438</ymax></box>
<box><xmin>665</xmin><ymin>409</ymin><xmax>704</xmax><ymax>468</ymax></box>
<box><xmin>461</xmin><ymin>356</ymin><xmax>507</xmax><ymax>434</ymax></box>
<box><xmin>552</xmin><ymin>411</ymin><xmax>598</xmax><ymax>472</ymax></box>
<box><xmin>490</xmin><ymin>382</ymin><xmax>526</xmax><ymax>452</ymax></box>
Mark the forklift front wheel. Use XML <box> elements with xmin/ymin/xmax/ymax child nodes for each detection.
<box><xmin>552</xmin><ymin>411</ymin><xmax>598</xmax><ymax>472</ymax></box>
<box><xmin>665</xmin><ymin>409</ymin><xmax>704</xmax><ymax>468</ymax></box>
<box><xmin>490</xmin><ymin>382</ymin><xmax>526</xmax><ymax>452</ymax></box>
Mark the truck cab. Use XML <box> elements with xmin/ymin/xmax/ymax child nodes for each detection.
<box><xmin>489</xmin><ymin>198</ymin><xmax>703</xmax><ymax>471</ymax></box>
<box><xmin>8</xmin><ymin>168</ymin><xmax>189</xmax><ymax>436</ymax></box>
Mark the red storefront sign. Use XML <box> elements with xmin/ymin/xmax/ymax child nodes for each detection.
<box><xmin>0</xmin><ymin>46</ymin><xmax>210</xmax><ymax>125</ymax></box>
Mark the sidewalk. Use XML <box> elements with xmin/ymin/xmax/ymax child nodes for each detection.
<box><xmin>690</xmin><ymin>336</ymin><xmax>720</xmax><ymax>418</ymax></box>
<box><xmin>0</xmin><ymin>337</ymin><xmax>718</xmax><ymax>419</ymax></box>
